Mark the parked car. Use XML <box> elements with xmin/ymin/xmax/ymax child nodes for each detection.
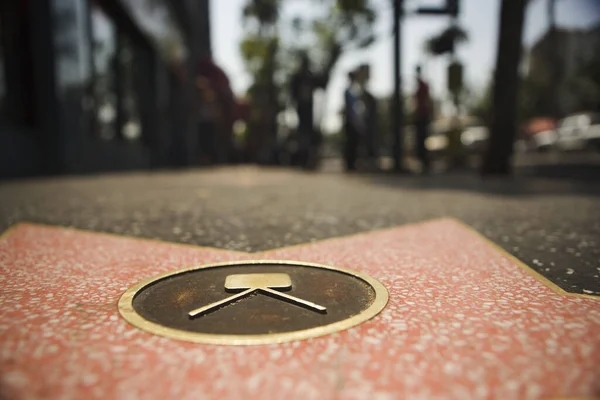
<box><xmin>531</xmin><ymin>129</ymin><xmax>558</xmax><ymax>152</ymax></box>
<box><xmin>461</xmin><ymin>125</ymin><xmax>489</xmax><ymax>154</ymax></box>
<box><xmin>424</xmin><ymin>117</ymin><xmax>488</xmax><ymax>157</ymax></box>
<box><xmin>523</xmin><ymin>118</ymin><xmax>557</xmax><ymax>152</ymax></box>
<box><xmin>555</xmin><ymin>112</ymin><xmax>600</xmax><ymax>151</ymax></box>
<box><xmin>585</xmin><ymin>116</ymin><xmax>600</xmax><ymax>151</ymax></box>
<box><xmin>459</xmin><ymin>123</ymin><xmax>526</xmax><ymax>154</ymax></box>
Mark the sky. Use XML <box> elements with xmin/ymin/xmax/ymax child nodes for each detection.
<box><xmin>210</xmin><ymin>0</ymin><xmax>600</xmax><ymax>133</ymax></box>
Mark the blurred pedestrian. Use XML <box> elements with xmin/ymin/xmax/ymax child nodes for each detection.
<box><xmin>343</xmin><ymin>69</ymin><xmax>364</xmax><ymax>171</ymax></box>
<box><xmin>290</xmin><ymin>54</ymin><xmax>326</xmax><ymax>167</ymax></box>
<box><xmin>195</xmin><ymin>57</ymin><xmax>235</xmax><ymax>165</ymax></box>
<box><xmin>414</xmin><ymin>65</ymin><xmax>432</xmax><ymax>173</ymax></box>
<box><xmin>358</xmin><ymin>64</ymin><xmax>379</xmax><ymax>169</ymax></box>
<box><xmin>195</xmin><ymin>75</ymin><xmax>217</xmax><ymax>165</ymax></box>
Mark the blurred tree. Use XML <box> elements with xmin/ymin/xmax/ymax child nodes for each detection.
<box><xmin>243</xmin><ymin>0</ymin><xmax>280</xmax><ymax>28</ymax></box>
<box><xmin>277</xmin><ymin>0</ymin><xmax>377</xmax><ymax>123</ymax></box>
<box><xmin>482</xmin><ymin>0</ymin><xmax>528</xmax><ymax>175</ymax></box>
<box><xmin>240</xmin><ymin>0</ymin><xmax>281</xmax><ymax>79</ymax></box>
<box><xmin>239</xmin><ymin>0</ymin><xmax>378</xmax><ymax>161</ymax></box>
<box><xmin>521</xmin><ymin>38</ymin><xmax>600</xmax><ymax>117</ymax></box>
<box><xmin>299</xmin><ymin>0</ymin><xmax>376</xmax><ymax>90</ymax></box>
<box><xmin>240</xmin><ymin>0</ymin><xmax>282</xmax><ymax>162</ymax></box>
<box><xmin>469</xmin><ymin>74</ymin><xmax>547</xmax><ymax>129</ymax></box>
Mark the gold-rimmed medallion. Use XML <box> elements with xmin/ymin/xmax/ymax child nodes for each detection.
<box><xmin>118</xmin><ymin>260</ymin><xmax>388</xmax><ymax>345</ymax></box>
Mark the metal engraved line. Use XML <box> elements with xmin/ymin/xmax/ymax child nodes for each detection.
<box><xmin>188</xmin><ymin>273</ymin><xmax>326</xmax><ymax>318</ymax></box>
<box><xmin>188</xmin><ymin>287</ymin><xmax>256</xmax><ymax>317</ymax></box>
<box><xmin>259</xmin><ymin>287</ymin><xmax>326</xmax><ymax>312</ymax></box>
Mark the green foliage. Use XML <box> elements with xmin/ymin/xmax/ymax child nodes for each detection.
<box><xmin>239</xmin><ymin>0</ymin><xmax>283</xmax><ymax>159</ymax></box>
<box><xmin>240</xmin><ymin>35</ymin><xmax>280</xmax><ymax>78</ymax></box>
<box><xmin>518</xmin><ymin>73</ymin><xmax>551</xmax><ymax>121</ymax></box>
<box><xmin>242</xmin><ymin>0</ymin><xmax>280</xmax><ymax>26</ymax></box>
<box><xmin>240</xmin><ymin>0</ymin><xmax>378</xmax><ymax>94</ymax></box>
<box><xmin>332</xmin><ymin>0</ymin><xmax>377</xmax><ymax>46</ymax></box>
<box><xmin>308</xmin><ymin>0</ymin><xmax>377</xmax><ymax>80</ymax></box>
<box><xmin>238</xmin><ymin>0</ymin><xmax>379</xmax><ymax>154</ymax></box>
<box><xmin>239</xmin><ymin>0</ymin><xmax>282</xmax><ymax>93</ymax></box>
<box><xmin>466</xmin><ymin>81</ymin><xmax>493</xmax><ymax>123</ymax></box>
<box><xmin>517</xmin><ymin>52</ymin><xmax>600</xmax><ymax>121</ymax></box>
<box><xmin>467</xmin><ymin>65</ymin><xmax>593</xmax><ymax>127</ymax></box>
<box><xmin>377</xmin><ymin>95</ymin><xmax>414</xmax><ymax>141</ymax></box>
<box><xmin>468</xmin><ymin>74</ymin><xmax>549</xmax><ymax>126</ymax></box>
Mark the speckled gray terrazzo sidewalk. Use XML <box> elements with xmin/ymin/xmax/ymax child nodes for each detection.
<box><xmin>1</xmin><ymin>165</ymin><xmax>599</xmax><ymax>296</ymax></box>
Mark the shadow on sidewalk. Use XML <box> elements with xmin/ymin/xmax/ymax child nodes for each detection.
<box><xmin>355</xmin><ymin>163</ymin><xmax>600</xmax><ymax>198</ymax></box>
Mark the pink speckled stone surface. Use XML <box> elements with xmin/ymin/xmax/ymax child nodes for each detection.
<box><xmin>0</xmin><ymin>219</ymin><xmax>599</xmax><ymax>400</ymax></box>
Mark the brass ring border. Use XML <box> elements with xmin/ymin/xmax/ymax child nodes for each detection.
<box><xmin>118</xmin><ymin>260</ymin><xmax>389</xmax><ymax>345</ymax></box>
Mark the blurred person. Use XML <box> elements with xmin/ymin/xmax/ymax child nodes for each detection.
<box><xmin>290</xmin><ymin>54</ymin><xmax>326</xmax><ymax>167</ymax></box>
<box><xmin>168</xmin><ymin>60</ymin><xmax>192</xmax><ymax>166</ymax></box>
<box><xmin>245</xmin><ymin>86</ymin><xmax>277</xmax><ymax>164</ymax></box>
<box><xmin>195</xmin><ymin>57</ymin><xmax>235</xmax><ymax>165</ymax></box>
<box><xmin>343</xmin><ymin>69</ymin><xmax>364</xmax><ymax>171</ymax></box>
<box><xmin>414</xmin><ymin>65</ymin><xmax>432</xmax><ymax>173</ymax></box>
<box><xmin>358</xmin><ymin>64</ymin><xmax>379</xmax><ymax>169</ymax></box>
<box><xmin>195</xmin><ymin>76</ymin><xmax>217</xmax><ymax>165</ymax></box>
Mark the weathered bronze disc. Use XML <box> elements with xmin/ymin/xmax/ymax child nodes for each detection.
<box><xmin>118</xmin><ymin>260</ymin><xmax>388</xmax><ymax>345</ymax></box>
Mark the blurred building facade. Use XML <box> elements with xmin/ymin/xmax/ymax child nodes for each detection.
<box><xmin>527</xmin><ymin>26</ymin><xmax>600</xmax><ymax>117</ymax></box>
<box><xmin>0</xmin><ymin>0</ymin><xmax>212</xmax><ymax>179</ymax></box>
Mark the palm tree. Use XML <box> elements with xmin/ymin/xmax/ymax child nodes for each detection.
<box><xmin>482</xmin><ymin>0</ymin><xmax>528</xmax><ymax>175</ymax></box>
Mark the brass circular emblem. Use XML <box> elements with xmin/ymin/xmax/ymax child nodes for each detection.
<box><xmin>118</xmin><ymin>260</ymin><xmax>388</xmax><ymax>345</ymax></box>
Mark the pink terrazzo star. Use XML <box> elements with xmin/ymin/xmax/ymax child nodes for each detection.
<box><xmin>0</xmin><ymin>219</ymin><xmax>598</xmax><ymax>400</ymax></box>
